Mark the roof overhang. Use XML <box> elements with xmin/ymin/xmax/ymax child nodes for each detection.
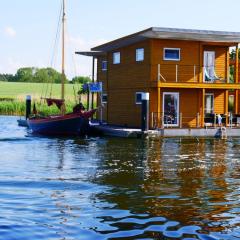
<box><xmin>91</xmin><ymin>27</ymin><xmax>240</xmax><ymax>52</ymax></box>
<box><xmin>75</xmin><ymin>51</ymin><xmax>106</xmax><ymax>57</ymax></box>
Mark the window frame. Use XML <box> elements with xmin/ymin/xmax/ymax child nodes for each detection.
<box><xmin>163</xmin><ymin>48</ymin><xmax>181</xmax><ymax>61</ymax></box>
<box><xmin>102</xmin><ymin>93</ymin><xmax>108</xmax><ymax>104</ymax></box>
<box><xmin>135</xmin><ymin>92</ymin><xmax>144</xmax><ymax>105</ymax></box>
<box><xmin>136</xmin><ymin>48</ymin><xmax>144</xmax><ymax>62</ymax></box>
<box><xmin>101</xmin><ymin>61</ymin><xmax>108</xmax><ymax>71</ymax></box>
<box><xmin>113</xmin><ymin>52</ymin><xmax>121</xmax><ymax>64</ymax></box>
<box><xmin>205</xmin><ymin>93</ymin><xmax>214</xmax><ymax>114</ymax></box>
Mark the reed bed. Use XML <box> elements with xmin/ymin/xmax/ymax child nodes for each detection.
<box><xmin>0</xmin><ymin>81</ymin><xmax>87</xmax><ymax>116</ymax></box>
<box><xmin>0</xmin><ymin>100</ymin><xmax>78</xmax><ymax>116</ymax></box>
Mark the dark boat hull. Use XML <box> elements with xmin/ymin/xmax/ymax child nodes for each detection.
<box><xmin>28</xmin><ymin>113</ymin><xmax>90</xmax><ymax>136</ymax></box>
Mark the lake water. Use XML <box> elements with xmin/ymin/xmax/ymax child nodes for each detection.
<box><xmin>0</xmin><ymin>116</ymin><xmax>239</xmax><ymax>240</ymax></box>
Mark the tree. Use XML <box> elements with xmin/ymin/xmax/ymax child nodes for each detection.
<box><xmin>71</xmin><ymin>76</ymin><xmax>91</xmax><ymax>84</ymax></box>
<box><xmin>230</xmin><ymin>48</ymin><xmax>240</xmax><ymax>60</ymax></box>
<box><xmin>0</xmin><ymin>74</ymin><xmax>15</xmax><ymax>82</ymax></box>
<box><xmin>33</xmin><ymin>68</ymin><xmax>64</xmax><ymax>83</ymax></box>
<box><xmin>15</xmin><ymin>67</ymin><xmax>36</xmax><ymax>82</ymax></box>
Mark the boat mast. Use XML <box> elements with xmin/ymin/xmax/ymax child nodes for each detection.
<box><xmin>61</xmin><ymin>0</ymin><xmax>66</xmax><ymax>102</ymax></box>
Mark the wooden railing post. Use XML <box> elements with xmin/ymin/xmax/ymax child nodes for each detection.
<box><xmin>197</xmin><ymin>112</ymin><xmax>200</xmax><ymax>128</ymax></box>
<box><xmin>235</xmin><ymin>45</ymin><xmax>239</xmax><ymax>83</ymax></box>
<box><xmin>194</xmin><ymin>65</ymin><xmax>196</xmax><ymax>82</ymax></box>
<box><xmin>176</xmin><ymin>65</ymin><xmax>178</xmax><ymax>82</ymax></box>
<box><xmin>180</xmin><ymin>113</ymin><xmax>182</xmax><ymax>128</ymax></box>
<box><xmin>158</xmin><ymin>64</ymin><xmax>160</xmax><ymax>81</ymax></box>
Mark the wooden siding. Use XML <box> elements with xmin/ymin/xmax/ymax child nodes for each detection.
<box><xmin>150</xmin><ymin>40</ymin><xmax>229</xmax><ymax>83</ymax></box>
<box><xmin>150</xmin><ymin>39</ymin><xmax>200</xmax><ymax>83</ymax></box>
<box><xmin>107</xmin><ymin>88</ymin><xmax>149</xmax><ymax>127</ymax></box>
<box><xmin>97</xmin><ymin>56</ymin><xmax>108</xmax><ymax>121</ymax></box>
<box><xmin>205</xmin><ymin>90</ymin><xmax>225</xmax><ymax>114</ymax></box>
<box><xmin>160</xmin><ymin>88</ymin><xmax>199</xmax><ymax>128</ymax></box>
<box><xmin>107</xmin><ymin>40</ymin><xmax>151</xmax><ymax>90</ymax></box>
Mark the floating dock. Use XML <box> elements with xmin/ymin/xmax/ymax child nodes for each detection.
<box><xmin>91</xmin><ymin>123</ymin><xmax>240</xmax><ymax>138</ymax></box>
<box><xmin>91</xmin><ymin>124</ymin><xmax>143</xmax><ymax>138</ymax></box>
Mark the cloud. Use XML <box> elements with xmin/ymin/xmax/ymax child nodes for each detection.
<box><xmin>4</xmin><ymin>26</ymin><xmax>16</xmax><ymax>37</ymax></box>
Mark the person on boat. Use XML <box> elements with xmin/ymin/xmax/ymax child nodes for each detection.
<box><xmin>73</xmin><ymin>102</ymin><xmax>85</xmax><ymax>113</ymax></box>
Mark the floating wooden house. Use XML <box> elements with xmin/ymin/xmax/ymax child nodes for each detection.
<box><xmin>77</xmin><ymin>27</ymin><xmax>240</xmax><ymax>129</ymax></box>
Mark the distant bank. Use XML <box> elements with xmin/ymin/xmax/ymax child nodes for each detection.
<box><xmin>0</xmin><ymin>82</ymin><xmax>85</xmax><ymax>116</ymax></box>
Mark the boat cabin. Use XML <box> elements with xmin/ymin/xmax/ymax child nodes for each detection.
<box><xmin>77</xmin><ymin>27</ymin><xmax>240</xmax><ymax>129</ymax></box>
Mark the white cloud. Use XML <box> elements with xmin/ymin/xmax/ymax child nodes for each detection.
<box><xmin>4</xmin><ymin>26</ymin><xmax>16</xmax><ymax>37</ymax></box>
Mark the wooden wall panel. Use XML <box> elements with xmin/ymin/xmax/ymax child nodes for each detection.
<box><xmin>160</xmin><ymin>88</ymin><xmax>199</xmax><ymax>128</ymax></box>
<box><xmin>206</xmin><ymin>89</ymin><xmax>225</xmax><ymax>114</ymax></box>
<box><xmin>97</xmin><ymin>56</ymin><xmax>108</xmax><ymax>121</ymax></box>
<box><xmin>150</xmin><ymin>39</ymin><xmax>200</xmax><ymax>83</ymax></box>
<box><xmin>108</xmin><ymin>40</ymin><xmax>151</xmax><ymax>89</ymax></box>
<box><xmin>107</xmin><ymin>88</ymin><xmax>149</xmax><ymax>127</ymax></box>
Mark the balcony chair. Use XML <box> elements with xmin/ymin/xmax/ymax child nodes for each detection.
<box><xmin>204</xmin><ymin>68</ymin><xmax>225</xmax><ymax>83</ymax></box>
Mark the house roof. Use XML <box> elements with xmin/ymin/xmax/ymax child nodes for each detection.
<box><xmin>91</xmin><ymin>27</ymin><xmax>240</xmax><ymax>52</ymax></box>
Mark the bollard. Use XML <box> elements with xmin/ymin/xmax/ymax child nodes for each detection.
<box><xmin>26</xmin><ymin>95</ymin><xmax>31</xmax><ymax>119</ymax></box>
<box><xmin>141</xmin><ymin>92</ymin><xmax>149</xmax><ymax>132</ymax></box>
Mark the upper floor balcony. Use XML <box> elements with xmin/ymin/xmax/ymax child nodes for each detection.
<box><xmin>151</xmin><ymin>61</ymin><xmax>239</xmax><ymax>89</ymax></box>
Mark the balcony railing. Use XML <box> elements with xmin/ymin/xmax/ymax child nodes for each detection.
<box><xmin>153</xmin><ymin>64</ymin><xmax>232</xmax><ymax>83</ymax></box>
<box><xmin>150</xmin><ymin>112</ymin><xmax>240</xmax><ymax>129</ymax></box>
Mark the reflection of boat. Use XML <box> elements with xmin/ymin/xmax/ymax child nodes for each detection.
<box><xmin>28</xmin><ymin>0</ymin><xmax>96</xmax><ymax>136</ymax></box>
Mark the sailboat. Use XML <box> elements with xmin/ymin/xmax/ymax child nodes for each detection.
<box><xmin>28</xmin><ymin>0</ymin><xmax>96</xmax><ymax>136</ymax></box>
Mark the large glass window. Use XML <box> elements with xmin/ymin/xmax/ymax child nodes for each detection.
<box><xmin>205</xmin><ymin>93</ymin><xmax>214</xmax><ymax>114</ymax></box>
<box><xmin>163</xmin><ymin>48</ymin><xmax>180</xmax><ymax>61</ymax></box>
<box><xmin>163</xmin><ymin>92</ymin><xmax>179</xmax><ymax>126</ymax></box>
<box><xmin>136</xmin><ymin>48</ymin><xmax>144</xmax><ymax>62</ymax></box>
<box><xmin>113</xmin><ymin>52</ymin><xmax>120</xmax><ymax>64</ymax></box>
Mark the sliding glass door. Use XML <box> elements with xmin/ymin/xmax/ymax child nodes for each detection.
<box><xmin>163</xmin><ymin>92</ymin><xmax>179</xmax><ymax>127</ymax></box>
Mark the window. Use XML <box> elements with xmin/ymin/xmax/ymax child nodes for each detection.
<box><xmin>113</xmin><ymin>52</ymin><xmax>120</xmax><ymax>64</ymax></box>
<box><xmin>135</xmin><ymin>92</ymin><xmax>143</xmax><ymax>104</ymax></box>
<box><xmin>102</xmin><ymin>94</ymin><xmax>108</xmax><ymax>103</ymax></box>
<box><xmin>205</xmin><ymin>93</ymin><xmax>214</xmax><ymax>114</ymax></box>
<box><xmin>136</xmin><ymin>48</ymin><xmax>144</xmax><ymax>61</ymax></box>
<box><xmin>102</xmin><ymin>61</ymin><xmax>107</xmax><ymax>71</ymax></box>
<box><xmin>163</xmin><ymin>48</ymin><xmax>180</xmax><ymax>61</ymax></box>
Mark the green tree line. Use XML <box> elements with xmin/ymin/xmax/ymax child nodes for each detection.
<box><xmin>0</xmin><ymin>67</ymin><xmax>91</xmax><ymax>84</ymax></box>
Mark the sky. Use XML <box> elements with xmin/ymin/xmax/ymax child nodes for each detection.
<box><xmin>0</xmin><ymin>0</ymin><xmax>240</xmax><ymax>79</ymax></box>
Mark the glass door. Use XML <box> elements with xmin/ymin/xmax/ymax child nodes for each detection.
<box><xmin>204</xmin><ymin>51</ymin><xmax>215</xmax><ymax>82</ymax></box>
<box><xmin>205</xmin><ymin>93</ymin><xmax>214</xmax><ymax>114</ymax></box>
<box><xmin>163</xmin><ymin>92</ymin><xmax>179</xmax><ymax>127</ymax></box>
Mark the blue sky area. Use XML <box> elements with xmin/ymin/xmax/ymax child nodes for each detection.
<box><xmin>0</xmin><ymin>0</ymin><xmax>239</xmax><ymax>78</ymax></box>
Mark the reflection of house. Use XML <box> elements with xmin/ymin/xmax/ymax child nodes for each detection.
<box><xmin>77</xmin><ymin>27</ymin><xmax>240</xmax><ymax>128</ymax></box>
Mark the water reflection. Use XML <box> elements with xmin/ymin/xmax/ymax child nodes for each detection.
<box><xmin>93</xmin><ymin>138</ymin><xmax>240</xmax><ymax>239</ymax></box>
<box><xmin>0</xmin><ymin>117</ymin><xmax>240</xmax><ymax>239</ymax></box>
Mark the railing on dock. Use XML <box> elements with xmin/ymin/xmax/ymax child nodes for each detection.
<box><xmin>150</xmin><ymin>112</ymin><xmax>240</xmax><ymax>129</ymax></box>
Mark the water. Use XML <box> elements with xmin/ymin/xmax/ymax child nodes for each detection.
<box><xmin>0</xmin><ymin>116</ymin><xmax>239</xmax><ymax>240</ymax></box>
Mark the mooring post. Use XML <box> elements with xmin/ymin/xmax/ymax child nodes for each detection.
<box><xmin>26</xmin><ymin>95</ymin><xmax>31</xmax><ymax>119</ymax></box>
<box><xmin>141</xmin><ymin>92</ymin><xmax>149</xmax><ymax>132</ymax></box>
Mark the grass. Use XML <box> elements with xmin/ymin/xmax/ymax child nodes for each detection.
<box><xmin>0</xmin><ymin>81</ymin><xmax>85</xmax><ymax>115</ymax></box>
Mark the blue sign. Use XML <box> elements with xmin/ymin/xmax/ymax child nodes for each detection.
<box><xmin>89</xmin><ymin>82</ymin><xmax>102</xmax><ymax>93</ymax></box>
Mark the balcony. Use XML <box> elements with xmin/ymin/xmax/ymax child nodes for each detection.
<box><xmin>152</xmin><ymin>63</ymin><xmax>235</xmax><ymax>84</ymax></box>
